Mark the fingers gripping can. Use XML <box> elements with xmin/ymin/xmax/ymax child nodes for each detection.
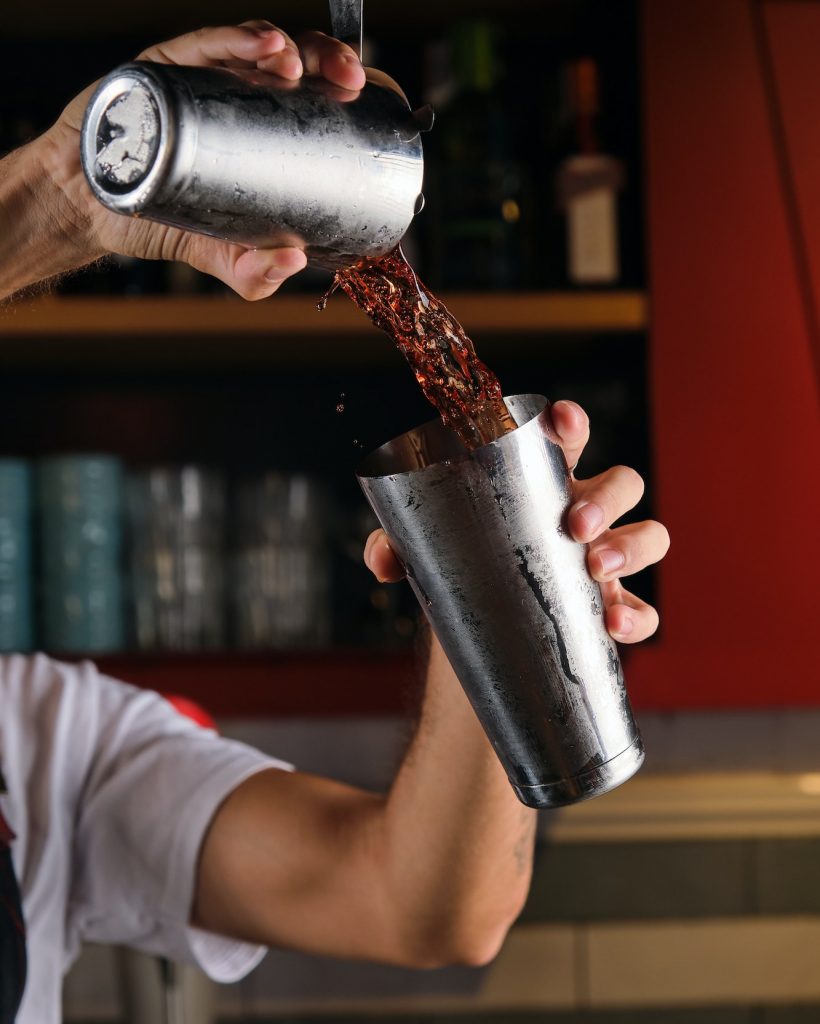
<box><xmin>81</xmin><ymin>61</ymin><xmax>430</xmax><ymax>270</ymax></box>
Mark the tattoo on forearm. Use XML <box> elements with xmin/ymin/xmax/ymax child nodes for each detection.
<box><xmin>513</xmin><ymin>810</ymin><xmax>537</xmax><ymax>876</ymax></box>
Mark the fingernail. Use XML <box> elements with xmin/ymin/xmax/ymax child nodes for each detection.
<box><xmin>254</xmin><ymin>28</ymin><xmax>280</xmax><ymax>39</ymax></box>
<box><xmin>612</xmin><ymin>615</ymin><xmax>634</xmax><ymax>638</ymax></box>
<box><xmin>342</xmin><ymin>52</ymin><xmax>362</xmax><ymax>65</ymax></box>
<box><xmin>552</xmin><ymin>399</ymin><xmax>583</xmax><ymax>425</ymax></box>
<box><xmin>574</xmin><ymin>501</ymin><xmax>603</xmax><ymax>535</ymax></box>
<box><xmin>595</xmin><ymin>548</ymin><xmax>625</xmax><ymax>576</ymax></box>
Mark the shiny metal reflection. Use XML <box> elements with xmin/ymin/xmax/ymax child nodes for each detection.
<box><xmin>357</xmin><ymin>395</ymin><xmax>643</xmax><ymax>808</ymax></box>
<box><xmin>81</xmin><ymin>61</ymin><xmax>427</xmax><ymax>270</ymax></box>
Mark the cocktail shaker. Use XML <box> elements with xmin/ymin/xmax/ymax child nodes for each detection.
<box><xmin>357</xmin><ymin>395</ymin><xmax>643</xmax><ymax>809</ymax></box>
<box><xmin>80</xmin><ymin>59</ymin><xmax>431</xmax><ymax>270</ymax></box>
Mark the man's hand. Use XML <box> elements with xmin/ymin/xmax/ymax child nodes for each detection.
<box><xmin>364</xmin><ymin>399</ymin><xmax>670</xmax><ymax>641</ymax></box>
<box><xmin>26</xmin><ymin>22</ymin><xmax>367</xmax><ymax>299</ymax></box>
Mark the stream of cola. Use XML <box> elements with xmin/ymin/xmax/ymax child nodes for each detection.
<box><xmin>320</xmin><ymin>247</ymin><xmax>516</xmax><ymax>451</ymax></box>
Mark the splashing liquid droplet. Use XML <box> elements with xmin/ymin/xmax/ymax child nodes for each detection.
<box><xmin>317</xmin><ymin>278</ymin><xmax>339</xmax><ymax>313</ymax></box>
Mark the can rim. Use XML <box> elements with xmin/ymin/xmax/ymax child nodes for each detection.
<box><xmin>81</xmin><ymin>61</ymin><xmax>177</xmax><ymax>216</ymax></box>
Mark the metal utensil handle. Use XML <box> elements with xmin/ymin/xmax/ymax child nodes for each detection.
<box><xmin>329</xmin><ymin>0</ymin><xmax>363</xmax><ymax>58</ymax></box>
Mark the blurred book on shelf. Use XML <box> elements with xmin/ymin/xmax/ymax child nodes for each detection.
<box><xmin>0</xmin><ymin>461</ymin><xmax>33</xmax><ymax>653</ymax></box>
<box><xmin>0</xmin><ymin>455</ymin><xmax>416</xmax><ymax>656</ymax></box>
<box><xmin>127</xmin><ymin>466</ymin><xmax>227</xmax><ymax>651</ymax></box>
<box><xmin>37</xmin><ymin>455</ymin><xmax>125</xmax><ymax>653</ymax></box>
<box><xmin>231</xmin><ymin>474</ymin><xmax>333</xmax><ymax>650</ymax></box>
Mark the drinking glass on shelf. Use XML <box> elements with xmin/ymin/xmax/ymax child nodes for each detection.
<box><xmin>38</xmin><ymin>455</ymin><xmax>124</xmax><ymax>652</ymax></box>
<box><xmin>127</xmin><ymin>467</ymin><xmax>226</xmax><ymax>650</ymax></box>
<box><xmin>231</xmin><ymin>473</ymin><xmax>332</xmax><ymax>649</ymax></box>
<box><xmin>0</xmin><ymin>460</ymin><xmax>33</xmax><ymax>652</ymax></box>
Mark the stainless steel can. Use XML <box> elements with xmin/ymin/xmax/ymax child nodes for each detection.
<box><xmin>80</xmin><ymin>61</ymin><xmax>430</xmax><ymax>270</ymax></box>
<box><xmin>357</xmin><ymin>395</ymin><xmax>643</xmax><ymax>808</ymax></box>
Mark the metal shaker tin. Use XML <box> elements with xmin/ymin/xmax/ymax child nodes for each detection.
<box><xmin>357</xmin><ymin>395</ymin><xmax>643</xmax><ymax>809</ymax></box>
<box><xmin>81</xmin><ymin>61</ymin><xmax>430</xmax><ymax>270</ymax></box>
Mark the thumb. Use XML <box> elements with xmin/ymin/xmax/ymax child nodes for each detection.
<box><xmin>364</xmin><ymin>529</ymin><xmax>405</xmax><ymax>583</ymax></box>
<box><xmin>549</xmin><ymin>400</ymin><xmax>590</xmax><ymax>477</ymax></box>
<box><xmin>176</xmin><ymin>232</ymin><xmax>307</xmax><ymax>299</ymax></box>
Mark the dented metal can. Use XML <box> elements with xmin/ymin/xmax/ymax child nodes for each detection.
<box><xmin>81</xmin><ymin>61</ymin><xmax>430</xmax><ymax>270</ymax></box>
<box><xmin>357</xmin><ymin>395</ymin><xmax>643</xmax><ymax>808</ymax></box>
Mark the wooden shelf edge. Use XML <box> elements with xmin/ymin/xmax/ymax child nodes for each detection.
<box><xmin>0</xmin><ymin>291</ymin><xmax>648</xmax><ymax>337</ymax></box>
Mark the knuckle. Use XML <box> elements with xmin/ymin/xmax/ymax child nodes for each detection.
<box><xmin>301</xmin><ymin>31</ymin><xmax>352</xmax><ymax>60</ymax></box>
<box><xmin>296</xmin><ymin>29</ymin><xmax>328</xmax><ymax>47</ymax></box>
<box><xmin>638</xmin><ymin>519</ymin><xmax>670</xmax><ymax>557</ymax></box>
<box><xmin>622</xmin><ymin>605</ymin><xmax>659</xmax><ymax>643</ymax></box>
<box><xmin>138</xmin><ymin>42</ymin><xmax>166</xmax><ymax>61</ymax></box>
<box><xmin>598</xmin><ymin>480</ymin><xmax>621</xmax><ymax>515</ymax></box>
<box><xmin>616</xmin><ymin>464</ymin><xmax>645</xmax><ymax>496</ymax></box>
<box><xmin>613</xmin><ymin>521</ymin><xmax>669</xmax><ymax>574</ymax></box>
<box><xmin>167</xmin><ymin>230</ymin><xmax>194</xmax><ymax>265</ymax></box>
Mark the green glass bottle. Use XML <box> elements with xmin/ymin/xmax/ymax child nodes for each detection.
<box><xmin>426</xmin><ymin>20</ymin><xmax>532</xmax><ymax>290</ymax></box>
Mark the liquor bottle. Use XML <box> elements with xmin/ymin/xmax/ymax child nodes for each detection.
<box><xmin>425</xmin><ymin>20</ymin><xmax>531</xmax><ymax>290</ymax></box>
<box><xmin>555</xmin><ymin>58</ymin><xmax>625</xmax><ymax>286</ymax></box>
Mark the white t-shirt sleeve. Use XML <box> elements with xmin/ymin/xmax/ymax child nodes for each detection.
<box><xmin>66</xmin><ymin>665</ymin><xmax>291</xmax><ymax>982</ymax></box>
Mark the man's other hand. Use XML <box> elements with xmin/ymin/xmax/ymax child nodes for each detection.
<box><xmin>363</xmin><ymin>399</ymin><xmax>670</xmax><ymax>644</ymax></box>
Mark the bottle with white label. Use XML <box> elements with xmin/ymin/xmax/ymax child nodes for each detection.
<box><xmin>555</xmin><ymin>59</ymin><xmax>624</xmax><ymax>286</ymax></box>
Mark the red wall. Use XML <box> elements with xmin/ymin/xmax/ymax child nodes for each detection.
<box><xmin>627</xmin><ymin>0</ymin><xmax>820</xmax><ymax>708</ymax></box>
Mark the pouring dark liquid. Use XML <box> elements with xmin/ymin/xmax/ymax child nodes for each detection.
<box><xmin>321</xmin><ymin>247</ymin><xmax>516</xmax><ymax>450</ymax></box>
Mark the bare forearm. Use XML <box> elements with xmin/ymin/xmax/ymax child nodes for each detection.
<box><xmin>0</xmin><ymin>136</ymin><xmax>99</xmax><ymax>301</ymax></box>
<box><xmin>380</xmin><ymin>630</ymin><xmax>536</xmax><ymax>964</ymax></box>
<box><xmin>194</xmin><ymin>631</ymin><xmax>537</xmax><ymax>968</ymax></box>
